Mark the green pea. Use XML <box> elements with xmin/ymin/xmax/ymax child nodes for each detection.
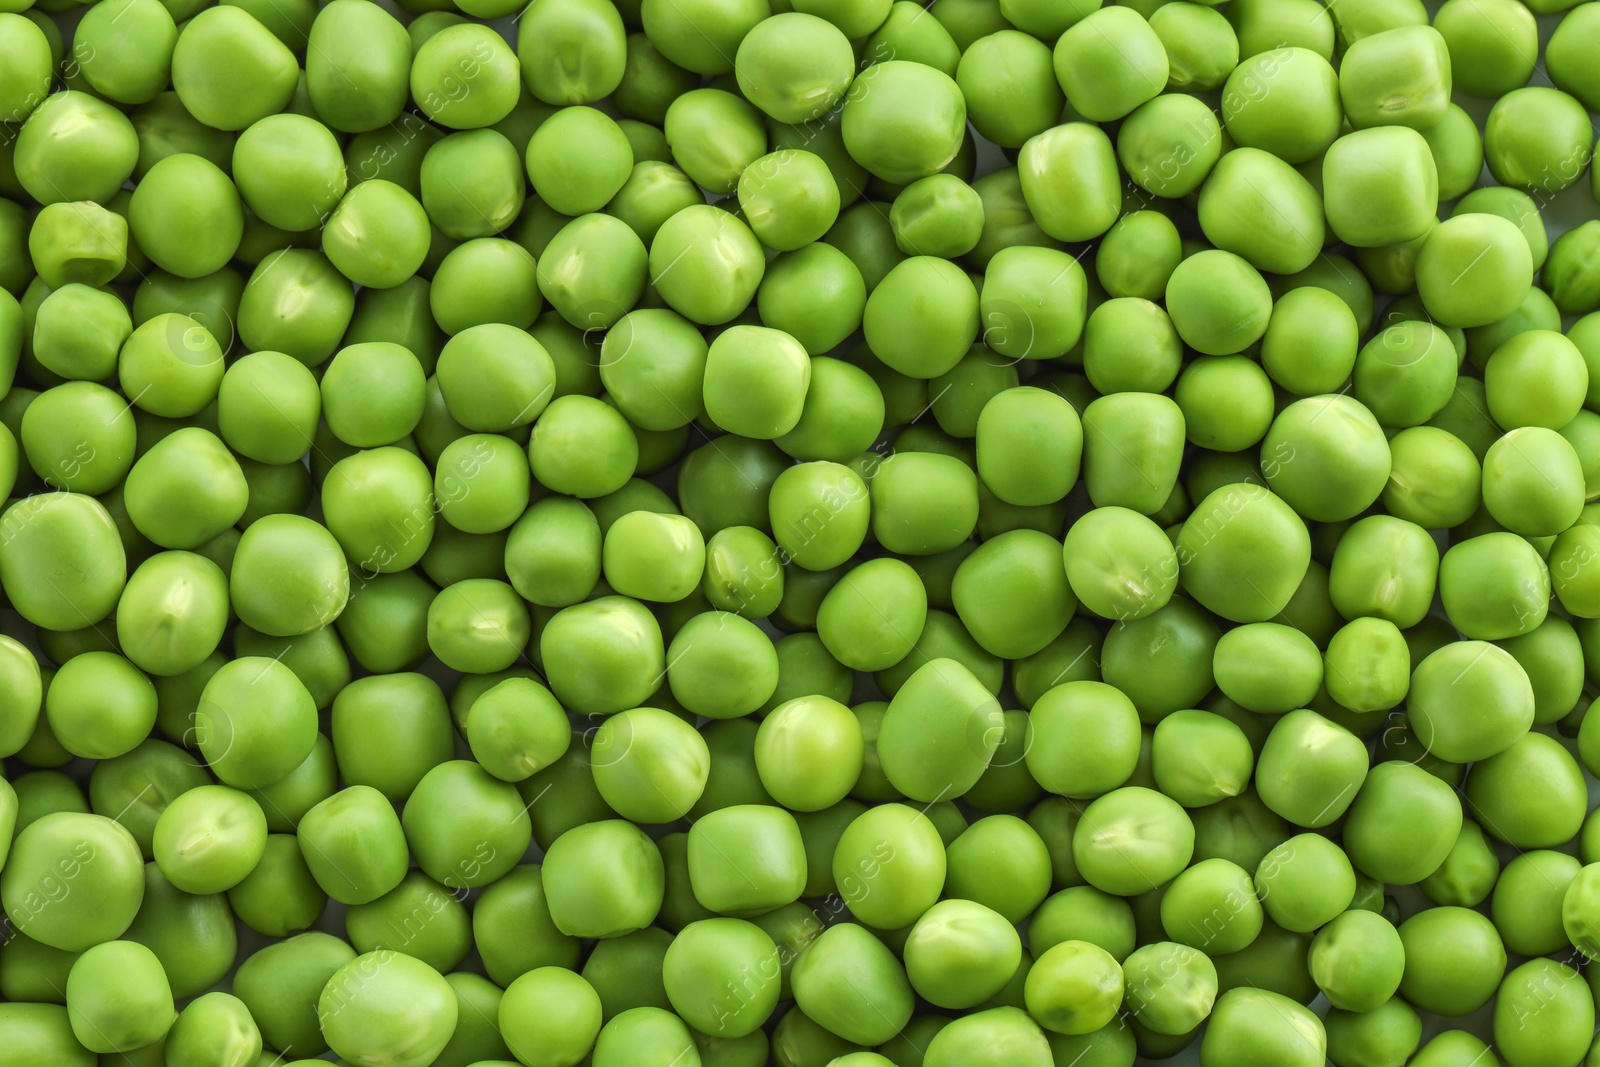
<box><xmin>1072</xmin><ymin>787</ymin><xmax>1194</xmax><ymax>898</ymax></box>
<box><xmin>1174</xmin><ymin>482</ymin><xmax>1310</xmax><ymax>624</ymax></box>
<box><xmin>864</xmin><ymin>0</ymin><xmax>960</xmax><ymax>73</ymax></box>
<box><xmin>662</xmin><ymin>918</ymin><xmax>779</xmax><ymax>1039</ymax></box>
<box><xmin>816</xmin><ymin>557</ymin><xmax>927</xmax><ymax>672</ymax></box>
<box><xmin>17</xmin><ymin>381</ymin><xmax>137</xmax><ymax>497</ymax></box>
<box><xmin>896</xmin><ymin>900</ymin><xmax>1016</xmax><ymax>1011</ymax></box>
<box><xmin>214</xmin><ymin>351</ymin><xmax>318</xmax><ymax>463</ymax></box>
<box><xmin>1096</xmin><ymin>218</ymin><xmax>1183</xmax><ymax>310</ymax></box>
<box><xmin>0</xmin><ymin>14</ymin><xmax>51</xmax><ymax>124</ymax></box>
<box><xmin>1</xmin><ymin>812</ymin><xmax>144</xmax><ymax>952</ymax></box>
<box><xmin>232</xmin><ymin>932</ymin><xmax>354</xmax><ymax>1056</ymax></box>
<box><xmin>589</xmin><ymin>707</ymin><xmax>708</xmax><ymax>825</ymax></box>
<box><xmin>1440</xmin><ymin>531</ymin><xmax>1550</xmax><ymax>641</ymax></box>
<box><xmin>0</xmin><ymin>637</ymin><xmax>41</xmax><ymax>759</ymax></box>
<box><xmin>46</xmin><ymin>652</ymin><xmax>153</xmax><ymax>760</ymax></box>
<box><xmin>612</xmin><ymin>34</ymin><xmax>694</xmax><ymax>124</ymax></box>
<box><xmin>790</xmin><ymin>922</ymin><xmax>913</xmax><ymax>1045</ymax></box>
<box><xmin>540</xmin><ymin>596</ymin><xmax>664</xmax><ymax>715</ymax></box>
<box><xmin>1484</xmin><ymin>426</ymin><xmax>1585</xmax><ymax>536</ymax></box>
<box><xmin>1495</xmin><ymin>959</ymin><xmax>1595</xmax><ymax>1067</ymax></box>
<box><xmin>932</xmin><ymin>528</ymin><xmax>1063</xmax><ymax>654</ymax></box>
<box><xmin>828</xmin><ymin>802</ymin><xmax>944</xmax><ymax>930</ymax></box>
<box><xmin>858</xmin><ymin>256</ymin><xmax>979</xmax><ymax>380</ymax></box>
<box><xmin>228</xmin><ymin>833</ymin><xmax>327</xmax><ymax>937</ymax></box>
<box><xmin>1470</xmin><ymin>729</ymin><xmax>1588</xmax><ymax>850</ymax></box>
<box><xmin>0</xmin><ymin>492</ymin><xmax>127</xmax><ymax>632</ymax></box>
<box><xmin>1198</xmin><ymin>150</ymin><xmax>1325</xmax><ymax>276</ymax></box>
<box><xmin>1211</xmin><ymin>623</ymin><xmax>1321</xmax><ymax>715</ymax></box>
<box><xmin>1159</xmin><ymin>858</ymin><xmax>1262</xmax><ymax>957</ymax></box>
<box><xmin>1407</xmin><ymin>639</ymin><xmax>1536</xmax><ymax>767</ymax></box>
<box><xmin>1303</xmin><ymin>909</ymin><xmax>1403</xmax><ymax>1014</ymax></box>
<box><xmin>166</xmin><ymin>991</ymin><xmax>261</xmax><ymax>1067</ymax></box>
<box><xmin>1495</xmin><ymin>854</ymin><xmax>1582</xmax><ymax>983</ymax></box>
<box><xmin>15</xmin><ymin>92</ymin><xmax>140</xmax><ymax>205</ymax></box>
<box><xmin>1052</xmin><ymin>6</ymin><xmax>1167</xmax><ymax>122</ymax></box>
<box><xmin>318</xmin><ymin>181</ymin><xmax>432</xmax><ymax>291</ymax></box>
<box><xmin>839</xmin><ymin>60</ymin><xmax>965</xmax><ymax>186</ymax></box>
<box><xmin>29</xmin><ymin>285</ymin><xmax>126</xmax><ymax>387</ymax></box>
<box><xmin>1149</xmin><ymin>709</ymin><xmax>1254</xmax><ymax>809</ymax></box>
<box><xmin>1121</xmin><ymin>940</ymin><xmax>1216</xmax><ymax>1036</ymax></box>
<box><xmin>64</xmin><ymin>939</ymin><xmax>173</xmax><ymax>1054</ymax></box>
<box><xmin>1097</xmin><ymin>598</ymin><xmax>1218</xmax><ymax>725</ymax></box>
<box><xmin>865</xmin><ymin>657</ymin><xmax>1000</xmax><ymax>803</ymax></box>
<box><xmin>1017</xmin><ymin>123</ymin><xmax>1120</xmax><ymax>243</ymax></box>
<box><xmin>1343</xmin><ymin>760</ymin><xmax>1464</xmax><ymax>884</ymax></box>
<box><xmin>1015</xmin><ymin>680</ymin><xmax>1135</xmax><ymax>802</ymax></box>
<box><xmin>649</xmin><ymin>205</ymin><xmax>762</xmax><ymax>327</ymax></box>
<box><xmin>750</xmin><ymin>695</ymin><xmax>859</xmax><ymax>812</ymax></box>
<box><xmin>1023</xmin><ymin>940</ymin><xmax>1123</xmax><ymax>1036</ymax></box>
<box><xmin>407</xmin><ymin>23</ymin><xmax>521</xmax><ymax>130</ymax></box>
<box><xmin>1251</xmin><ymin>832</ymin><xmax>1354</xmax><ymax>933</ymax></box>
<box><xmin>1382</xmin><ymin>425</ymin><xmax>1481</xmax><ymax>529</ymax></box>
<box><xmin>971</xmin><ymin>387</ymin><xmax>1082</xmax><ymax>509</ymax></box>
<box><xmin>543</xmin><ymin>819</ymin><xmax>665</xmax><ymax>938</ymax></box>
<box><xmin>1417</xmin><ymin>212</ymin><xmax>1534</xmax><ymax>329</ymax></box>
<box><xmin>317</xmin><ymin>951</ymin><xmax>457</xmax><ymax>1067</ymax></box>
<box><xmin>1143</xmin><ymin>3</ymin><xmax>1234</xmax><ymax>90</ymax></box>
<box><xmin>1411</xmin><ymin>1032</ymin><xmax>1501</xmax><ymax>1067</ymax></box>
<box><xmin>292</xmin><ymin>784</ymin><xmax>408</xmax><ymax>906</ymax></box>
<box><xmin>230</xmin><ymin>115</ymin><xmax>345</xmax><ymax>233</ymax></box>
<box><xmin>1187</xmin><ymin>986</ymin><xmax>1314</xmax><ymax>1065</ymax></box>
<box><xmin>501</xmin><ymin>497</ymin><xmax>600</xmax><ymax>610</ymax></box>
<box><xmin>298</xmin><ymin>0</ymin><xmax>408</xmax><ymax>131</ymax></box>
<box><xmin>738</xmin><ymin>150</ymin><xmax>841</xmax><ymax>253</ymax></box>
<box><xmin>322</xmin><ymin>675</ymin><xmax>447</xmax><ymax>803</ymax></box>
<box><xmin>116</xmin><ymin>314</ymin><xmax>224</xmax><ymax>422</ymax></box>
<box><xmin>236</xmin><ymin>248</ymin><xmax>354</xmax><ymax>367</ymax></box>
<box><xmin>1116</xmin><ymin>95</ymin><xmax>1223</xmax><ymax>201</ymax></box>
<box><xmin>464</xmin><ymin>862</ymin><xmax>579</xmax><ymax>988</ymax></box>
<box><xmin>1320</xmin><ymin>617</ymin><xmax>1408</xmax><ymax>713</ymax></box>
<box><xmin>1254</xmin><ymin>709</ymin><xmax>1367</xmax><ymax>829</ymax></box>
<box><xmin>123</xmin><ymin>153</ymin><xmax>244</xmax><ymax>288</ymax></box>
<box><xmin>640</xmin><ymin>0</ymin><xmax>766</xmax><ymax>74</ymax></box>
<box><xmin>149</xmin><ymin>783</ymin><xmax>265</xmax><ymax>895</ymax></box>
<box><xmin>194</xmin><ymin>655</ymin><xmax>317</xmax><ymax>790</ymax></box>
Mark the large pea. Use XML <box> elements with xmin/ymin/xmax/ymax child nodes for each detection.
<box><xmin>1018</xmin><ymin>123</ymin><xmax>1121</xmax><ymax>243</ymax></box>
<box><xmin>1254</xmin><ymin>709</ymin><xmax>1369</xmax><ymax>829</ymax></box>
<box><xmin>975</xmin><ymin>387</ymin><xmax>1082</xmax><ymax>507</ymax></box>
<box><xmin>518</xmin><ymin>0</ymin><xmax>627</xmax><ymax>103</ymax></box>
<box><xmin>833</xmin><ymin>803</ymin><xmax>946</xmax><ymax>930</ymax></box>
<box><xmin>0</xmin><ymin>492</ymin><xmax>126</xmax><ymax>631</ymax></box>
<box><xmin>816</xmin><ymin>557</ymin><xmax>928</xmax><ymax>672</ymax></box>
<box><xmin>1344</xmin><ymin>761</ymin><xmax>1463</xmax><ymax>885</ymax></box>
<box><xmin>304</xmin><ymin>0</ymin><xmax>410</xmax><ymax>132</ymax></box>
<box><xmin>170</xmin><ymin>8</ymin><xmax>299</xmax><ymax>131</ymax></box>
<box><xmin>1493</xmin><ymin>959</ymin><xmax>1594</xmax><ymax>1067</ymax></box>
<box><xmin>1063</xmin><ymin>506</ymin><xmax>1178</xmax><ymax>624</ymax></box>
<box><xmin>1177</xmin><ymin>483</ymin><xmax>1311</xmax><ymax>624</ymax></box>
<box><xmin>876</xmin><ymin>658</ymin><xmax>1004</xmax><ymax>803</ymax></box>
<box><xmin>1081</xmin><ymin>392</ymin><xmax>1185</xmax><ymax>516</ymax></box>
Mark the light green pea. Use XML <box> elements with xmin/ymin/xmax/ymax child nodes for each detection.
<box><xmin>980</xmin><ymin>245</ymin><xmax>1089</xmax><ymax>362</ymax></box>
<box><xmin>541</xmin><ymin>597</ymin><xmax>664</xmax><ymax>716</ymax></box>
<box><xmin>1212</xmin><ymin>623</ymin><xmax>1322</xmax><ymax>714</ymax></box>
<box><xmin>1018</xmin><ymin>123</ymin><xmax>1120</xmax><ymax>243</ymax></box>
<box><xmin>840</xmin><ymin>61</ymin><xmax>966</xmax><ymax>186</ymax></box>
<box><xmin>15</xmin><ymin>92</ymin><xmax>140</xmax><ymax>205</ymax></box>
<box><xmin>0</xmin><ymin>492</ymin><xmax>127</xmax><ymax>632</ymax></box>
<box><xmin>1053</xmin><ymin>6</ymin><xmax>1168</xmax><ymax>122</ymax></box>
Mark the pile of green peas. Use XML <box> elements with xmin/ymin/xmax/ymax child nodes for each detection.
<box><xmin>7</xmin><ymin>0</ymin><xmax>1600</xmax><ymax>1063</ymax></box>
